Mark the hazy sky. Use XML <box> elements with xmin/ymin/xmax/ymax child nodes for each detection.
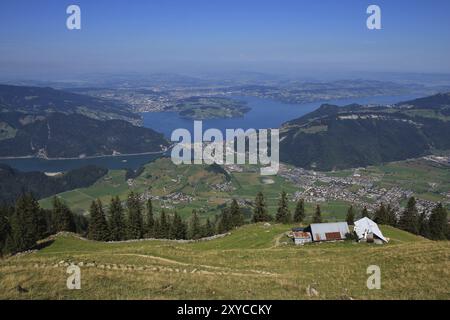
<box><xmin>1</xmin><ymin>0</ymin><xmax>450</xmax><ymax>78</ymax></box>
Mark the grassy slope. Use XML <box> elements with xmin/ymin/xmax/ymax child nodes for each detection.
<box><xmin>1</xmin><ymin>224</ymin><xmax>449</xmax><ymax>300</ymax></box>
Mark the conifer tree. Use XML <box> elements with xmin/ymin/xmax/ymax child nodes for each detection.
<box><xmin>418</xmin><ymin>211</ymin><xmax>430</xmax><ymax>239</ymax></box>
<box><xmin>88</xmin><ymin>199</ymin><xmax>110</xmax><ymax>241</ymax></box>
<box><xmin>145</xmin><ymin>199</ymin><xmax>155</xmax><ymax>237</ymax></box>
<box><xmin>230</xmin><ymin>199</ymin><xmax>244</xmax><ymax>228</ymax></box>
<box><xmin>428</xmin><ymin>203</ymin><xmax>448</xmax><ymax>240</ymax></box>
<box><xmin>126</xmin><ymin>192</ymin><xmax>144</xmax><ymax>239</ymax></box>
<box><xmin>386</xmin><ymin>204</ymin><xmax>397</xmax><ymax>227</ymax></box>
<box><xmin>189</xmin><ymin>210</ymin><xmax>202</xmax><ymax>240</ymax></box>
<box><xmin>109</xmin><ymin>196</ymin><xmax>125</xmax><ymax>241</ymax></box>
<box><xmin>170</xmin><ymin>212</ymin><xmax>187</xmax><ymax>240</ymax></box>
<box><xmin>0</xmin><ymin>207</ymin><xmax>11</xmax><ymax>256</ymax></box>
<box><xmin>361</xmin><ymin>206</ymin><xmax>370</xmax><ymax>218</ymax></box>
<box><xmin>275</xmin><ymin>191</ymin><xmax>291</xmax><ymax>224</ymax></box>
<box><xmin>253</xmin><ymin>192</ymin><xmax>270</xmax><ymax>222</ymax></box>
<box><xmin>293</xmin><ymin>198</ymin><xmax>305</xmax><ymax>223</ymax></box>
<box><xmin>202</xmin><ymin>218</ymin><xmax>215</xmax><ymax>238</ymax></box>
<box><xmin>399</xmin><ymin>197</ymin><xmax>419</xmax><ymax>235</ymax></box>
<box><xmin>152</xmin><ymin>218</ymin><xmax>161</xmax><ymax>239</ymax></box>
<box><xmin>9</xmin><ymin>194</ymin><xmax>41</xmax><ymax>253</ymax></box>
<box><xmin>52</xmin><ymin>197</ymin><xmax>76</xmax><ymax>233</ymax></box>
<box><xmin>29</xmin><ymin>207</ymin><xmax>49</xmax><ymax>241</ymax></box>
<box><xmin>159</xmin><ymin>209</ymin><xmax>170</xmax><ymax>239</ymax></box>
<box><xmin>346</xmin><ymin>205</ymin><xmax>355</xmax><ymax>225</ymax></box>
<box><xmin>313</xmin><ymin>204</ymin><xmax>322</xmax><ymax>223</ymax></box>
<box><xmin>374</xmin><ymin>203</ymin><xmax>389</xmax><ymax>225</ymax></box>
<box><xmin>217</xmin><ymin>208</ymin><xmax>232</xmax><ymax>234</ymax></box>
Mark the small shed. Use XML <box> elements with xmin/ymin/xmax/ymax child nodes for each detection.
<box><xmin>305</xmin><ymin>222</ymin><xmax>350</xmax><ymax>242</ymax></box>
<box><xmin>293</xmin><ymin>231</ymin><xmax>312</xmax><ymax>245</ymax></box>
<box><xmin>354</xmin><ymin>217</ymin><xmax>388</xmax><ymax>244</ymax></box>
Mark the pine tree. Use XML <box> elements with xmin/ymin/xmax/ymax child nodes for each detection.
<box><xmin>52</xmin><ymin>197</ymin><xmax>75</xmax><ymax>233</ymax></box>
<box><xmin>386</xmin><ymin>204</ymin><xmax>397</xmax><ymax>227</ymax></box>
<box><xmin>88</xmin><ymin>199</ymin><xmax>110</xmax><ymax>241</ymax></box>
<box><xmin>217</xmin><ymin>208</ymin><xmax>232</xmax><ymax>234</ymax></box>
<box><xmin>109</xmin><ymin>196</ymin><xmax>125</xmax><ymax>241</ymax></box>
<box><xmin>275</xmin><ymin>191</ymin><xmax>291</xmax><ymax>224</ymax></box>
<box><xmin>189</xmin><ymin>210</ymin><xmax>202</xmax><ymax>240</ymax></box>
<box><xmin>159</xmin><ymin>209</ymin><xmax>170</xmax><ymax>239</ymax></box>
<box><xmin>152</xmin><ymin>218</ymin><xmax>161</xmax><ymax>239</ymax></box>
<box><xmin>361</xmin><ymin>206</ymin><xmax>370</xmax><ymax>219</ymax></box>
<box><xmin>293</xmin><ymin>199</ymin><xmax>305</xmax><ymax>223</ymax></box>
<box><xmin>253</xmin><ymin>192</ymin><xmax>270</xmax><ymax>222</ymax></box>
<box><xmin>230</xmin><ymin>199</ymin><xmax>244</xmax><ymax>228</ymax></box>
<box><xmin>170</xmin><ymin>212</ymin><xmax>187</xmax><ymax>240</ymax></box>
<box><xmin>399</xmin><ymin>197</ymin><xmax>419</xmax><ymax>235</ymax></box>
<box><xmin>0</xmin><ymin>207</ymin><xmax>11</xmax><ymax>256</ymax></box>
<box><xmin>145</xmin><ymin>199</ymin><xmax>155</xmax><ymax>237</ymax></box>
<box><xmin>126</xmin><ymin>192</ymin><xmax>144</xmax><ymax>239</ymax></box>
<box><xmin>37</xmin><ymin>208</ymin><xmax>51</xmax><ymax>238</ymax></box>
<box><xmin>9</xmin><ymin>194</ymin><xmax>41</xmax><ymax>253</ymax></box>
<box><xmin>428</xmin><ymin>203</ymin><xmax>448</xmax><ymax>240</ymax></box>
<box><xmin>202</xmin><ymin>218</ymin><xmax>215</xmax><ymax>238</ymax></box>
<box><xmin>346</xmin><ymin>205</ymin><xmax>355</xmax><ymax>225</ymax></box>
<box><xmin>374</xmin><ymin>203</ymin><xmax>389</xmax><ymax>225</ymax></box>
<box><xmin>418</xmin><ymin>211</ymin><xmax>430</xmax><ymax>239</ymax></box>
<box><xmin>313</xmin><ymin>204</ymin><xmax>322</xmax><ymax>223</ymax></box>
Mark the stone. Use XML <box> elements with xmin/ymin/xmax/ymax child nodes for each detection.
<box><xmin>306</xmin><ymin>285</ymin><xmax>319</xmax><ymax>297</ymax></box>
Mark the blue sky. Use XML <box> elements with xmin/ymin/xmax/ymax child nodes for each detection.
<box><xmin>1</xmin><ymin>0</ymin><xmax>450</xmax><ymax>78</ymax></box>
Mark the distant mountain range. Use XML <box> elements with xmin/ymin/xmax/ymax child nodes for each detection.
<box><xmin>0</xmin><ymin>84</ymin><xmax>139</xmax><ymax>124</ymax></box>
<box><xmin>0</xmin><ymin>84</ymin><xmax>170</xmax><ymax>159</ymax></box>
<box><xmin>0</xmin><ymin>112</ymin><xmax>169</xmax><ymax>158</ymax></box>
<box><xmin>280</xmin><ymin>93</ymin><xmax>450</xmax><ymax>170</ymax></box>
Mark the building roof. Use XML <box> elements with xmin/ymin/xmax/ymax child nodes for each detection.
<box><xmin>308</xmin><ymin>222</ymin><xmax>349</xmax><ymax>241</ymax></box>
<box><xmin>293</xmin><ymin>231</ymin><xmax>311</xmax><ymax>239</ymax></box>
<box><xmin>354</xmin><ymin>217</ymin><xmax>388</xmax><ymax>243</ymax></box>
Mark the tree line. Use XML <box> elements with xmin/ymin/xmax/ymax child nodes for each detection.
<box><xmin>87</xmin><ymin>192</ymin><xmax>221</xmax><ymax>242</ymax></box>
<box><xmin>0</xmin><ymin>195</ymin><xmax>86</xmax><ymax>256</ymax></box>
<box><xmin>345</xmin><ymin>197</ymin><xmax>449</xmax><ymax>241</ymax></box>
<box><xmin>1</xmin><ymin>191</ymin><xmax>448</xmax><ymax>257</ymax></box>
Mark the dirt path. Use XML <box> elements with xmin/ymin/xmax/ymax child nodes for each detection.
<box><xmin>270</xmin><ymin>233</ymin><xmax>287</xmax><ymax>249</ymax></box>
<box><xmin>116</xmin><ymin>253</ymin><xmax>278</xmax><ymax>276</ymax></box>
<box><xmin>0</xmin><ymin>258</ymin><xmax>278</xmax><ymax>278</ymax></box>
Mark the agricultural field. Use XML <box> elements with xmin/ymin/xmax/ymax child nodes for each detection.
<box><xmin>40</xmin><ymin>157</ymin><xmax>450</xmax><ymax>221</ymax></box>
<box><xmin>0</xmin><ymin>224</ymin><xmax>448</xmax><ymax>300</ymax></box>
<box><xmin>327</xmin><ymin>158</ymin><xmax>450</xmax><ymax>205</ymax></box>
<box><xmin>364</xmin><ymin>160</ymin><xmax>450</xmax><ymax>204</ymax></box>
<box><xmin>41</xmin><ymin>158</ymin><xmax>337</xmax><ymax>220</ymax></box>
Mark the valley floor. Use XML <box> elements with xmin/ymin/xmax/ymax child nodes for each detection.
<box><xmin>0</xmin><ymin>224</ymin><xmax>449</xmax><ymax>300</ymax></box>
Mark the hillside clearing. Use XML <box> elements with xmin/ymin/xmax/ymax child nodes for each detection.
<box><xmin>0</xmin><ymin>224</ymin><xmax>448</xmax><ymax>300</ymax></box>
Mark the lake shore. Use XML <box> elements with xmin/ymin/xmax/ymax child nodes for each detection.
<box><xmin>0</xmin><ymin>150</ymin><xmax>168</xmax><ymax>161</ymax></box>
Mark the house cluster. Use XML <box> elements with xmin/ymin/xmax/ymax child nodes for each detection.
<box><xmin>211</xmin><ymin>181</ymin><xmax>236</xmax><ymax>192</ymax></box>
<box><xmin>289</xmin><ymin>217</ymin><xmax>389</xmax><ymax>246</ymax></box>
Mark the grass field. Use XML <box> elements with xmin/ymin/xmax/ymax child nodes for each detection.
<box><xmin>0</xmin><ymin>224</ymin><xmax>448</xmax><ymax>300</ymax></box>
<box><xmin>38</xmin><ymin>157</ymin><xmax>450</xmax><ymax>224</ymax></box>
<box><xmin>326</xmin><ymin>158</ymin><xmax>450</xmax><ymax>206</ymax></box>
<box><xmin>39</xmin><ymin>158</ymin><xmax>356</xmax><ymax>221</ymax></box>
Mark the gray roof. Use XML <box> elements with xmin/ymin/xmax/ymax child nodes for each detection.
<box><xmin>309</xmin><ymin>222</ymin><xmax>349</xmax><ymax>241</ymax></box>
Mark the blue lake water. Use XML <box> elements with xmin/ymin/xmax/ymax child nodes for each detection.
<box><xmin>0</xmin><ymin>94</ymin><xmax>421</xmax><ymax>172</ymax></box>
<box><xmin>0</xmin><ymin>153</ymin><xmax>165</xmax><ymax>173</ymax></box>
<box><xmin>142</xmin><ymin>94</ymin><xmax>422</xmax><ymax>138</ymax></box>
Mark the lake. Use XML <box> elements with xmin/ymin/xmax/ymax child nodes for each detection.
<box><xmin>142</xmin><ymin>94</ymin><xmax>421</xmax><ymax>138</ymax></box>
<box><xmin>0</xmin><ymin>153</ymin><xmax>164</xmax><ymax>173</ymax></box>
<box><xmin>0</xmin><ymin>94</ymin><xmax>421</xmax><ymax>172</ymax></box>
